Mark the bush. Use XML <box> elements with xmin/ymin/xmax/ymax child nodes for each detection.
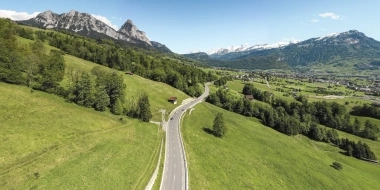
<box><xmin>332</xmin><ymin>161</ymin><xmax>343</xmax><ymax>170</ymax></box>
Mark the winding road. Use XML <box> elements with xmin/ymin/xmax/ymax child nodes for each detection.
<box><xmin>160</xmin><ymin>83</ymin><xmax>210</xmax><ymax>190</ymax></box>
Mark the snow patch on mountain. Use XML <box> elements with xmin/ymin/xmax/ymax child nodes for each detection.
<box><xmin>207</xmin><ymin>40</ymin><xmax>299</xmax><ymax>55</ymax></box>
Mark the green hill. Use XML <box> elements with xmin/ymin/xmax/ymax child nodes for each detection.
<box><xmin>0</xmin><ymin>82</ymin><xmax>161</xmax><ymax>189</ymax></box>
<box><xmin>15</xmin><ymin>30</ymin><xmax>191</xmax><ymax>121</ymax></box>
<box><xmin>182</xmin><ymin>103</ymin><xmax>380</xmax><ymax>189</ymax></box>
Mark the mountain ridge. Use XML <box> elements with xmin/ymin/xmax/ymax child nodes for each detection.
<box><xmin>184</xmin><ymin>30</ymin><xmax>380</xmax><ymax>69</ymax></box>
<box><xmin>18</xmin><ymin>9</ymin><xmax>153</xmax><ymax>46</ymax></box>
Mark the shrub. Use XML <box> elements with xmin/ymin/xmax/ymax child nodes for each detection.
<box><xmin>332</xmin><ymin>161</ymin><xmax>343</xmax><ymax>170</ymax></box>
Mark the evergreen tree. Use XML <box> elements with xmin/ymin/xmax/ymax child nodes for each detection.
<box><xmin>353</xmin><ymin>118</ymin><xmax>361</xmax><ymax>134</ymax></box>
<box><xmin>213</xmin><ymin>113</ymin><xmax>227</xmax><ymax>137</ymax></box>
<box><xmin>137</xmin><ymin>93</ymin><xmax>152</xmax><ymax>122</ymax></box>
<box><xmin>76</xmin><ymin>72</ymin><xmax>95</xmax><ymax>107</ymax></box>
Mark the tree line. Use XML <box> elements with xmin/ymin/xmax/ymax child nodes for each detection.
<box><xmin>351</xmin><ymin>104</ymin><xmax>380</xmax><ymax>120</ymax></box>
<box><xmin>65</xmin><ymin>66</ymin><xmax>152</xmax><ymax>121</ymax></box>
<box><xmin>206</xmin><ymin>84</ymin><xmax>377</xmax><ymax>161</ymax></box>
<box><xmin>31</xmin><ymin>28</ymin><xmax>216</xmax><ymax>97</ymax></box>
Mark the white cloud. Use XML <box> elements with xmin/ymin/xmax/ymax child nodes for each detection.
<box><xmin>310</xmin><ymin>19</ymin><xmax>319</xmax><ymax>22</ymax></box>
<box><xmin>318</xmin><ymin>12</ymin><xmax>341</xmax><ymax>20</ymax></box>
<box><xmin>0</xmin><ymin>10</ymin><xmax>41</xmax><ymax>20</ymax></box>
<box><xmin>91</xmin><ymin>14</ymin><xmax>118</xmax><ymax>30</ymax></box>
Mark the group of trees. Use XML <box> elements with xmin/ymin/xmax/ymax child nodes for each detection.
<box><xmin>65</xmin><ymin>67</ymin><xmax>125</xmax><ymax>113</ymax></box>
<box><xmin>30</xmin><ymin>29</ymin><xmax>215</xmax><ymax>97</ymax></box>
<box><xmin>0</xmin><ymin>19</ymin><xmax>66</xmax><ymax>94</ymax></box>
<box><xmin>214</xmin><ymin>76</ymin><xmax>232</xmax><ymax>86</ymax></box>
<box><xmin>64</xmin><ymin>66</ymin><xmax>152</xmax><ymax>121</ymax></box>
<box><xmin>206</xmin><ymin>83</ymin><xmax>377</xmax><ymax>161</ymax></box>
<box><xmin>0</xmin><ymin>18</ymin><xmax>153</xmax><ymax>121</ymax></box>
<box><xmin>351</xmin><ymin>104</ymin><xmax>380</xmax><ymax>120</ymax></box>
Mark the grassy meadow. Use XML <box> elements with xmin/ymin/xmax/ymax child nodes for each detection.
<box><xmin>224</xmin><ymin>79</ymin><xmax>371</xmax><ymax>110</ymax></box>
<box><xmin>0</xmin><ymin>82</ymin><xmax>161</xmax><ymax>189</ymax></box>
<box><xmin>182</xmin><ymin>102</ymin><xmax>380</xmax><ymax>189</ymax></box>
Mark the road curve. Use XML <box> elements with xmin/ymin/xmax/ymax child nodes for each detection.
<box><xmin>160</xmin><ymin>83</ymin><xmax>210</xmax><ymax>190</ymax></box>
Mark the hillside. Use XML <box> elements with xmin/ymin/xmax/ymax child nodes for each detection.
<box><xmin>182</xmin><ymin>103</ymin><xmax>380</xmax><ymax>189</ymax></box>
<box><xmin>0</xmin><ymin>82</ymin><xmax>161</xmax><ymax>189</ymax></box>
<box><xmin>15</xmin><ymin>35</ymin><xmax>190</xmax><ymax>121</ymax></box>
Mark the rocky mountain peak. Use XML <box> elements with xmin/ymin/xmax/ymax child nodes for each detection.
<box><xmin>19</xmin><ymin>10</ymin><xmax>153</xmax><ymax>47</ymax></box>
<box><xmin>67</xmin><ymin>9</ymin><xmax>78</xmax><ymax>17</ymax></box>
<box><xmin>118</xmin><ymin>19</ymin><xmax>151</xmax><ymax>46</ymax></box>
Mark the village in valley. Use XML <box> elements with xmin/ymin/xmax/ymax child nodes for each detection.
<box><xmin>214</xmin><ymin>67</ymin><xmax>380</xmax><ymax>107</ymax></box>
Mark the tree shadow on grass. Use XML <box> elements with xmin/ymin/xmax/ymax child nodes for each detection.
<box><xmin>338</xmin><ymin>151</ymin><xmax>350</xmax><ymax>157</ymax></box>
<box><xmin>330</xmin><ymin>164</ymin><xmax>339</xmax><ymax>170</ymax></box>
<box><xmin>202</xmin><ymin>127</ymin><xmax>217</xmax><ymax>137</ymax></box>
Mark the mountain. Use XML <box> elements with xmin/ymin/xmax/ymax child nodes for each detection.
<box><xmin>207</xmin><ymin>41</ymin><xmax>296</xmax><ymax>59</ymax></box>
<box><xmin>238</xmin><ymin>30</ymin><xmax>380</xmax><ymax>67</ymax></box>
<box><xmin>18</xmin><ymin>10</ymin><xmax>152</xmax><ymax>46</ymax></box>
<box><xmin>151</xmin><ymin>41</ymin><xmax>172</xmax><ymax>53</ymax></box>
<box><xmin>182</xmin><ymin>52</ymin><xmax>210</xmax><ymax>60</ymax></box>
<box><xmin>195</xmin><ymin>30</ymin><xmax>380</xmax><ymax>69</ymax></box>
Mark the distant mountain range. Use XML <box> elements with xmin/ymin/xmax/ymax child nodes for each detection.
<box><xmin>184</xmin><ymin>30</ymin><xmax>380</xmax><ymax>69</ymax></box>
<box><xmin>206</xmin><ymin>41</ymin><xmax>298</xmax><ymax>59</ymax></box>
<box><xmin>17</xmin><ymin>10</ymin><xmax>171</xmax><ymax>52</ymax></box>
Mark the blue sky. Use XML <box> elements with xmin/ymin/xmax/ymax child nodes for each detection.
<box><xmin>1</xmin><ymin>0</ymin><xmax>380</xmax><ymax>54</ymax></box>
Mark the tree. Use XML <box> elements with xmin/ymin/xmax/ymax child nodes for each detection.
<box><xmin>136</xmin><ymin>93</ymin><xmax>152</xmax><ymax>122</ymax></box>
<box><xmin>37</xmin><ymin>50</ymin><xmax>65</xmax><ymax>91</ymax></box>
<box><xmin>111</xmin><ymin>98</ymin><xmax>123</xmax><ymax>115</ymax></box>
<box><xmin>332</xmin><ymin>161</ymin><xmax>343</xmax><ymax>170</ymax></box>
<box><xmin>213</xmin><ymin>113</ymin><xmax>227</xmax><ymax>137</ymax></box>
<box><xmin>353</xmin><ymin>118</ymin><xmax>361</xmax><ymax>135</ymax></box>
<box><xmin>74</xmin><ymin>72</ymin><xmax>95</xmax><ymax>107</ymax></box>
<box><xmin>106</xmin><ymin>72</ymin><xmax>126</xmax><ymax>106</ymax></box>
<box><xmin>0</xmin><ymin>18</ymin><xmax>24</xmax><ymax>84</ymax></box>
<box><xmin>93</xmin><ymin>87</ymin><xmax>110</xmax><ymax>111</ymax></box>
<box><xmin>364</xmin><ymin>120</ymin><xmax>379</xmax><ymax>140</ymax></box>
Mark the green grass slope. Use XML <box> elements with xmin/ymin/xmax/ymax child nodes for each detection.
<box><xmin>0</xmin><ymin>82</ymin><xmax>162</xmax><ymax>189</ymax></box>
<box><xmin>61</xmin><ymin>54</ymin><xmax>190</xmax><ymax>121</ymax></box>
<box><xmin>16</xmin><ymin>36</ymin><xmax>190</xmax><ymax>121</ymax></box>
<box><xmin>182</xmin><ymin>103</ymin><xmax>380</xmax><ymax>189</ymax></box>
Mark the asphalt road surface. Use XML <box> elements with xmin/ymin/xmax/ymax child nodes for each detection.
<box><xmin>160</xmin><ymin>83</ymin><xmax>210</xmax><ymax>190</ymax></box>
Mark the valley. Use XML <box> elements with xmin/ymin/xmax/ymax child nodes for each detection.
<box><xmin>1</xmin><ymin>4</ymin><xmax>380</xmax><ymax>190</ymax></box>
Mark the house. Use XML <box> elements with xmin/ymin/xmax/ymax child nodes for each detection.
<box><xmin>244</xmin><ymin>95</ymin><xmax>254</xmax><ymax>101</ymax></box>
<box><xmin>125</xmin><ymin>72</ymin><xmax>134</xmax><ymax>75</ymax></box>
<box><xmin>168</xmin><ymin>97</ymin><xmax>177</xmax><ymax>104</ymax></box>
